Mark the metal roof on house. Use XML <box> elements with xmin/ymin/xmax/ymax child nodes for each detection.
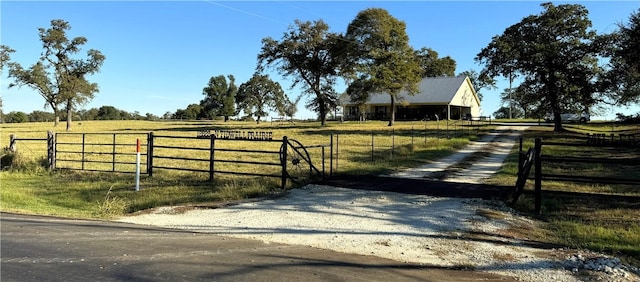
<box><xmin>348</xmin><ymin>75</ymin><xmax>473</xmax><ymax>105</ymax></box>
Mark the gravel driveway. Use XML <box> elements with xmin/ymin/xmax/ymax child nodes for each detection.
<box><xmin>118</xmin><ymin>125</ymin><xmax>639</xmax><ymax>282</ymax></box>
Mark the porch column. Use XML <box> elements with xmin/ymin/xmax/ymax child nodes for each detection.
<box><xmin>447</xmin><ymin>104</ymin><xmax>451</xmax><ymax>120</ymax></box>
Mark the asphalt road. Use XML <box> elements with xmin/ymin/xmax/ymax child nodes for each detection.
<box><xmin>0</xmin><ymin>213</ymin><xmax>516</xmax><ymax>282</ymax></box>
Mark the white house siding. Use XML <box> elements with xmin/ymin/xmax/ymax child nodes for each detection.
<box><xmin>449</xmin><ymin>78</ymin><xmax>481</xmax><ymax>118</ymax></box>
<box><xmin>343</xmin><ymin>76</ymin><xmax>481</xmax><ymax>121</ymax></box>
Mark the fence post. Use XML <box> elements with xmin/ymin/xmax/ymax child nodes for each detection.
<box><xmin>209</xmin><ymin>133</ymin><xmax>215</xmax><ymax>182</ymax></box>
<box><xmin>47</xmin><ymin>131</ymin><xmax>55</xmax><ymax>170</ymax></box>
<box><xmin>329</xmin><ymin>134</ymin><xmax>333</xmax><ymax>176</ymax></box>
<box><xmin>371</xmin><ymin>132</ymin><xmax>375</xmax><ymax>162</ymax></box>
<box><xmin>53</xmin><ymin>132</ymin><xmax>57</xmax><ymax>169</ymax></box>
<box><xmin>534</xmin><ymin>138</ymin><xmax>542</xmax><ymax>214</ymax></box>
<box><xmin>82</xmin><ymin>133</ymin><xmax>86</xmax><ymax>170</ymax></box>
<box><xmin>518</xmin><ymin>137</ymin><xmax>523</xmax><ymax>176</ymax></box>
<box><xmin>446</xmin><ymin>120</ymin><xmax>449</xmax><ymax>139</ymax></box>
<box><xmin>112</xmin><ymin>134</ymin><xmax>117</xmax><ymax>172</ymax></box>
<box><xmin>281</xmin><ymin>136</ymin><xmax>288</xmax><ymax>189</ymax></box>
<box><xmin>147</xmin><ymin>132</ymin><xmax>154</xmax><ymax>176</ymax></box>
<box><xmin>336</xmin><ymin>134</ymin><xmax>339</xmax><ymax>174</ymax></box>
<box><xmin>424</xmin><ymin>124</ymin><xmax>427</xmax><ymax>146</ymax></box>
<box><xmin>411</xmin><ymin>126</ymin><xmax>414</xmax><ymax>148</ymax></box>
<box><xmin>135</xmin><ymin>139</ymin><xmax>141</xmax><ymax>192</ymax></box>
<box><xmin>9</xmin><ymin>134</ymin><xmax>16</xmax><ymax>152</ymax></box>
<box><xmin>321</xmin><ymin>146</ymin><xmax>325</xmax><ymax>177</ymax></box>
<box><xmin>391</xmin><ymin>128</ymin><xmax>395</xmax><ymax>158</ymax></box>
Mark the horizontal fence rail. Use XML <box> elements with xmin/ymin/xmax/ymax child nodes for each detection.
<box><xmin>5</xmin><ymin>130</ymin><xmax>336</xmax><ymax>189</ymax></box>
<box><xmin>54</xmin><ymin>132</ymin><xmax>150</xmax><ymax>174</ymax></box>
<box><xmin>517</xmin><ymin>137</ymin><xmax>640</xmax><ymax>214</ymax></box>
<box><xmin>150</xmin><ymin>133</ymin><xmax>298</xmax><ymax>188</ymax></box>
<box><xmin>538</xmin><ymin>139</ymin><xmax>640</xmax><ymax>186</ymax></box>
<box><xmin>9</xmin><ymin>124</ymin><xmax>505</xmax><ymax>189</ymax></box>
<box><xmin>6</xmin><ymin>133</ymin><xmax>53</xmax><ymax>168</ymax></box>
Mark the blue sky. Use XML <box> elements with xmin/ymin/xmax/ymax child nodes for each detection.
<box><xmin>1</xmin><ymin>1</ymin><xmax>639</xmax><ymax>120</ymax></box>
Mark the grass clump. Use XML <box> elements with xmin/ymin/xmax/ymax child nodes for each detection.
<box><xmin>97</xmin><ymin>185</ymin><xmax>128</xmax><ymax>218</ymax></box>
<box><xmin>0</xmin><ymin>147</ymin><xmax>48</xmax><ymax>173</ymax></box>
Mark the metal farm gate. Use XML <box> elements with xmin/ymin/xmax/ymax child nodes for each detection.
<box><xmin>7</xmin><ymin>130</ymin><xmax>332</xmax><ymax>187</ymax></box>
<box><xmin>149</xmin><ymin>130</ymin><xmax>332</xmax><ymax>188</ymax></box>
<box><xmin>54</xmin><ymin>132</ymin><xmax>150</xmax><ymax>174</ymax></box>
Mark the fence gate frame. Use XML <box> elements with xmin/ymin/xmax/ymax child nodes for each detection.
<box><xmin>149</xmin><ymin>130</ymin><xmax>333</xmax><ymax>189</ymax></box>
<box><xmin>515</xmin><ymin>137</ymin><xmax>640</xmax><ymax>214</ymax></box>
<box><xmin>7</xmin><ymin>130</ymin><xmax>333</xmax><ymax>188</ymax></box>
<box><xmin>53</xmin><ymin>132</ymin><xmax>150</xmax><ymax>174</ymax></box>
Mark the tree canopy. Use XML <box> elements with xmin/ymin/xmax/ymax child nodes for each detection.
<box><xmin>415</xmin><ymin>47</ymin><xmax>456</xmax><ymax>78</ymax></box>
<box><xmin>258</xmin><ymin>19</ymin><xmax>342</xmax><ymax>126</ymax></box>
<box><xmin>344</xmin><ymin>8</ymin><xmax>422</xmax><ymax>126</ymax></box>
<box><xmin>280</xmin><ymin>94</ymin><xmax>302</xmax><ymax>121</ymax></box>
<box><xmin>200</xmin><ymin>74</ymin><xmax>237</xmax><ymax>122</ymax></box>
<box><xmin>606</xmin><ymin>8</ymin><xmax>640</xmax><ymax>105</ymax></box>
<box><xmin>236</xmin><ymin>73</ymin><xmax>286</xmax><ymax>124</ymax></box>
<box><xmin>493</xmin><ymin>105</ymin><xmax>524</xmax><ymax>119</ymax></box>
<box><xmin>476</xmin><ymin>3</ymin><xmax>602</xmax><ymax>131</ymax></box>
<box><xmin>0</xmin><ymin>45</ymin><xmax>14</xmax><ymax>70</ymax></box>
<box><xmin>8</xmin><ymin>19</ymin><xmax>105</xmax><ymax>131</ymax></box>
<box><xmin>173</xmin><ymin>104</ymin><xmax>203</xmax><ymax>120</ymax></box>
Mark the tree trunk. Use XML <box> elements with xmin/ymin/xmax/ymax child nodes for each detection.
<box><xmin>256</xmin><ymin>116</ymin><xmax>261</xmax><ymax>124</ymax></box>
<box><xmin>554</xmin><ymin>112</ymin><xmax>563</xmax><ymax>132</ymax></box>
<box><xmin>66</xmin><ymin>101</ymin><xmax>73</xmax><ymax>132</ymax></box>
<box><xmin>548</xmin><ymin>71</ymin><xmax>563</xmax><ymax>132</ymax></box>
<box><xmin>388</xmin><ymin>95</ymin><xmax>396</xmax><ymax>126</ymax></box>
<box><xmin>551</xmin><ymin>102</ymin><xmax>563</xmax><ymax>132</ymax></box>
<box><xmin>319</xmin><ymin>102</ymin><xmax>327</xmax><ymax>126</ymax></box>
<box><xmin>53</xmin><ymin>106</ymin><xmax>60</xmax><ymax>127</ymax></box>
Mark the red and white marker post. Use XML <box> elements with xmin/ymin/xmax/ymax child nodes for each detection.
<box><xmin>135</xmin><ymin>138</ymin><xmax>141</xmax><ymax>192</ymax></box>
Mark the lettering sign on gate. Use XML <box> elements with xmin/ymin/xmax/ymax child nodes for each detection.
<box><xmin>197</xmin><ymin>129</ymin><xmax>273</xmax><ymax>141</ymax></box>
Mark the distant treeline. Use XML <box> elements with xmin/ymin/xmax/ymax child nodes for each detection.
<box><xmin>1</xmin><ymin>106</ymin><xmax>170</xmax><ymax>123</ymax></box>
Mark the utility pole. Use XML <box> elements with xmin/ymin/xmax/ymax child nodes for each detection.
<box><xmin>509</xmin><ymin>69</ymin><xmax>513</xmax><ymax>120</ymax></box>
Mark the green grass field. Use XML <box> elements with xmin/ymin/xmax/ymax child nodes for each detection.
<box><xmin>2</xmin><ymin>119</ymin><xmax>639</xmax><ymax>264</ymax></box>
<box><xmin>1</xmin><ymin>119</ymin><xmax>486</xmax><ymax>216</ymax></box>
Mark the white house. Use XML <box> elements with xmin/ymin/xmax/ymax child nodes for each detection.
<box><xmin>343</xmin><ymin>76</ymin><xmax>481</xmax><ymax>121</ymax></box>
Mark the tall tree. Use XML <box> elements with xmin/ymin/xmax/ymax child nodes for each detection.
<box><xmin>493</xmin><ymin>106</ymin><xmax>524</xmax><ymax>119</ymax></box>
<box><xmin>173</xmin><ymin>104</ymin><xmax>202</xmax><ymax>120</ymax></box>
<box><xmin>415</xmin><ymin>47</ymin><xmax>456</xmax><ymax>78</ymax></box>
<box><xmin>0</xmin><ymin>45</ymin><xmax>13</xmax><ymax>70</ymax></box>
<box><xmin>0</xmin><ymin>45</ymin><xmax>15</xmax><ymax>123</ymax></box>
<box><xmin>258</xmin><ymin>20</ymin><xmax>342</xmax><ymax>126</ymax></box>
<box><xmin>8</xmin><ymin>19</ymin><xmax>105</xmax><ymax>131</ymax></box>
<box><xmin>476</xmin><ymin>3</ymin><xmax>602</xmax><ymax>131</ymax></box>
<box><xmin>280</xmin><ymin>94</ymin><xmax>302</xmax><ymax>122</ymax></box>
<box><xmin>201</xmin><ymin>75</ymin><xmax>237</xmax><ymax>122</ymax></box>
<box><xmin>506</xmin><ymin>81</ymin><xmax>541</xmax><ymax>118</ymax></box>
<box><xmin>236</xmin><ymin>74</ymin><xmax>286</xmax><ymax>124</ymax></box>
<box><xmin>96</xmin><ymin>105</ymin><xmax>121</xmax><ymax>120</ymax></box>
<box><xmin>344</xmin><ymin>8</ymin><xmax>422</xmax><ymax>126</ymax></box>
<box><xmin>28</xmin><ymin>110</ymin><xmax>56</xmax><ymax>122</ymax></box>
<box><xmin>345</xmin><ymin>75</ymin><xmax>375</xmax><ymax>121</ymax></box>
<box><xmin>606</xmin><ymin>8</ymin><xmax>640</xmax><ymax>105</ymax></box>
<box><xmin>78</xmin><ymin>107</ymin><xmax>99</xmax><ymax>120</ymax></box>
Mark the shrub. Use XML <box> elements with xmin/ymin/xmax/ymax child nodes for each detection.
<box><xmin>615</xmin><ymin>113</ymin><xmax>640</xmax><ymax>124</ymax></box>
<box><xmin>0</xmin><ymin>147</ymin><xmax>48</xmax><ymax>172</ymax></box>
<box><xmin>96</xmin><ymin>185</ymin><xmax>129</xmax><ymax>218</ymax></box>
<box><xmin>1</xmin><ymin>147</ymin><xmax>23</xmax><ymax>170</ymax></box>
